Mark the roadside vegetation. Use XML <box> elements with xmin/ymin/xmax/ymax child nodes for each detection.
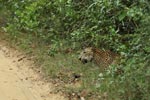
<box><xmin>0</xmin><ymin>0</ymin><xmax>150</xmax><ymax>100</ymax></box>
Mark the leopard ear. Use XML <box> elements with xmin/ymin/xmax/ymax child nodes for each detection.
<box><xmin>91</xmin><ymin>47</ymin><xmax>95</xmax><ymax>51</ymax></box>
<box><xmin>81</xmin><ymin>42</ymin><xmax>91</xmax><ymax>49</ymax></box>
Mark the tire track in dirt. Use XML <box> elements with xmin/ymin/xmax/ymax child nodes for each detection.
<box><xmin>0</xmin><ymin>42</ymin><xmax>67</xmax><ymax>100</ymax></box>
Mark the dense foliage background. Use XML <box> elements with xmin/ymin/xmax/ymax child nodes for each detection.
<box><xmin>0</xmin><ymin>0</ymin><xmax>150</xmax><ymax>100</ymax></box>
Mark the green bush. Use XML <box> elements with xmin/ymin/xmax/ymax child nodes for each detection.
<box><xmin>99</xmin><ymin>16</ymin><xmax>150</xmax><ymax>100</ymax></box>
<box><xmin>3</xmin><ymin>0</ymin><xmax>149</xmax><ymax>49</ymax></box>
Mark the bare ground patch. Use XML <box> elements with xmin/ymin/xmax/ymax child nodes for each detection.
<box><xmin>0</xmin><ymin>41</ymin><xmax>67</xmax><ymax>100</ymax></box>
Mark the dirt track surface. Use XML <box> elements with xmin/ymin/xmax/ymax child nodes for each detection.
<box><xmin>0</xmin><ymin>42</ymin><xmax>66</xmax><ymax>100</ymax></box>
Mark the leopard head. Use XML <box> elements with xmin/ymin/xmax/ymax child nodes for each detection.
<box><xmin>78</xmin><ymin>47</ymin><xmax>94</xmax><ymax>64</ymax></box>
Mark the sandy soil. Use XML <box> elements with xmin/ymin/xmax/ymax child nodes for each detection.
<box><xmin>0</xmin><ymin>42</ymin><xmax>67</xmax><ymax>100</ymax></box>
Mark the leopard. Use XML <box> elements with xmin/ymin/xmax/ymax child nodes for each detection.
<box><xmin>79</xmin><ymin>47</ymin><xmax>120</xmax><ymax>69</ymax></box>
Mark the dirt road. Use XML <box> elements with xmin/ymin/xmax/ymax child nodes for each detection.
<box><xmin>0</xmin><ymin>42</ymin><xmax>66</xmax><ymax>100</ymax></box>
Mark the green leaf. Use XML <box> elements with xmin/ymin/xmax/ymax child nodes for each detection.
<box><xmin>118</xmin><ymin>10</ymin><xmax>127</xmax><ymax>21</ymax></box>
